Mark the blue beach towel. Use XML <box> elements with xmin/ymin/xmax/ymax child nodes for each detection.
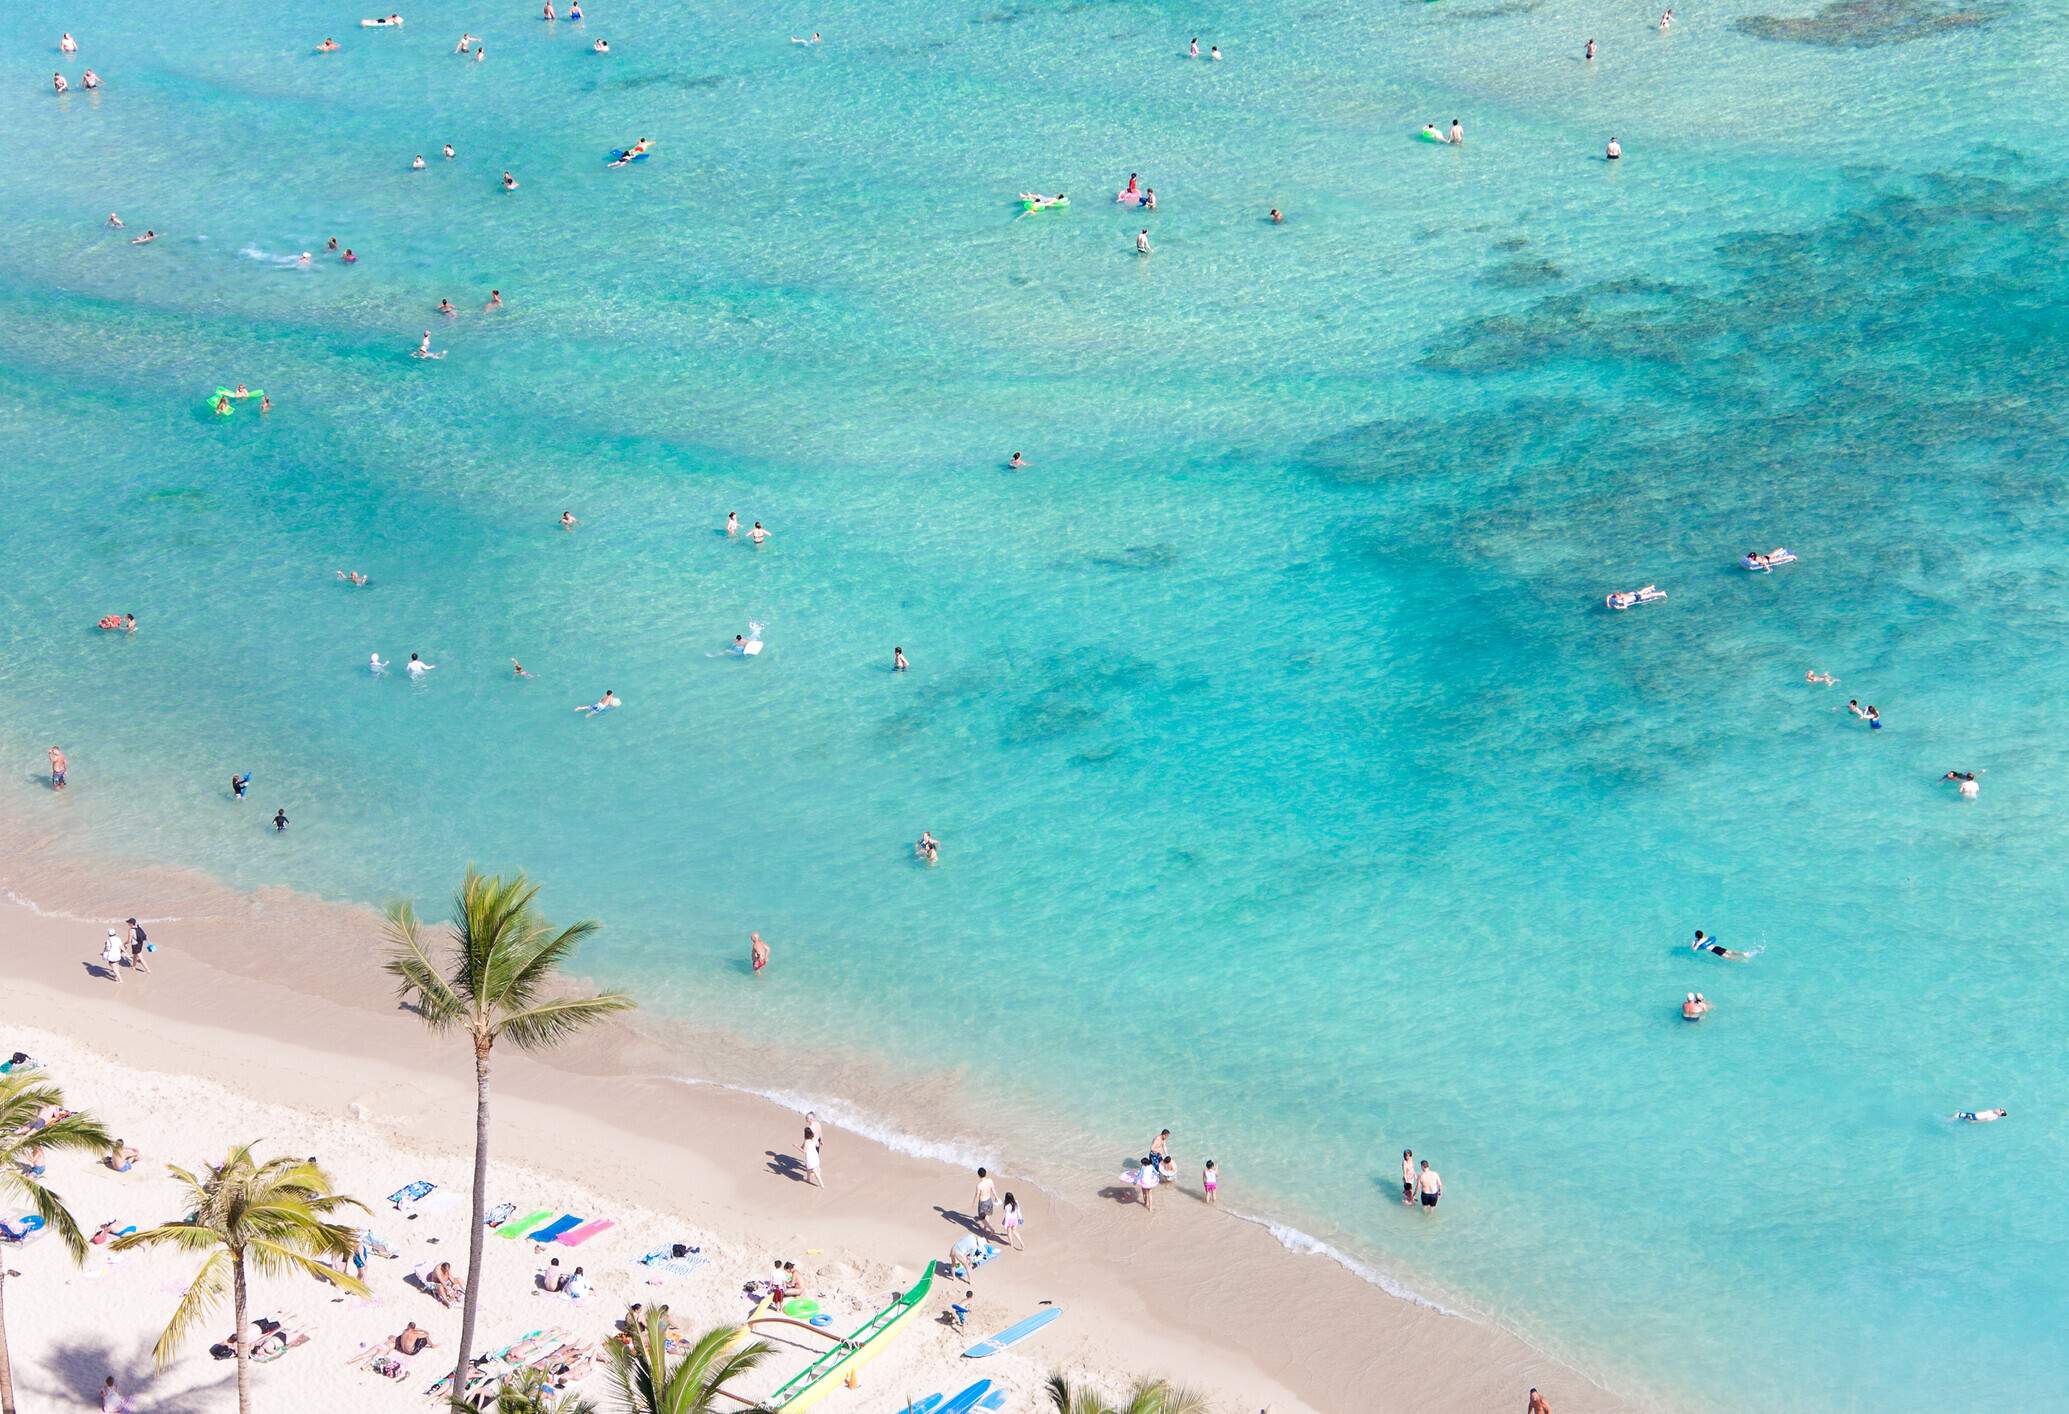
<box><xmin>527</xmin><ymin>1214</ymin><xmax>581</xmax><ymax>1242</ymax></box>
<box><xmin>388</xmin><ymin>1180</ymin><xmax>436</xmax><ymax>1207</ymax></box>
<box><xmin>636</xmin><ymin>1244</ymin><xmax>707</xmax><ymax>1278</ymax></box>
<box><xmin>484</xmin><ymin>1202</ymin><xmax>516</xmax><ymax>1228</ymax></box>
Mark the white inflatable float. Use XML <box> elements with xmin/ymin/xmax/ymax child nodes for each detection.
<box><xmin>1605</xmin><ymin>585</ymin><xmax>1667</xmax><ymax>611</ymax></box>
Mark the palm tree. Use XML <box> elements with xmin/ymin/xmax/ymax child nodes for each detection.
<box><xmin>1044</xmin><ymin>1374</ymin><xmax>1208</xmax><ymax>1414</ymax></box>
<box><xmin>0</xmin><ymin>1070</ymin><xmax>112</xmax><ymax>1414</ymax></box>
<box><xmin>455</xmin><ymin>1366</ymin><xmax>599</xmax><ymax>1413</ymax></box>
<box><xmin>385</xmin><ymin>869</ymin><xmax>635</xmax><ymax>1406</ymax></box>
<box><xmin>604</xmin><ymin>1313</ymin><xmax>770</xmax><ymax>1414</ymax></box>
<box><xmin>113</xmin><ymin>1146</ymin><xmax>367</xmax><ymax>1414</ymax></box>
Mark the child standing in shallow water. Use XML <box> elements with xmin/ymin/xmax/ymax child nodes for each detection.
<box><xmin>1202</xmin><ymin>1158</ymin><xmax>1218</xmax><ymax>1204</ymax></box>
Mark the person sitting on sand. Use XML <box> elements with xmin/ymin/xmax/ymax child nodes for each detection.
<box><xmin>424</xmin><ymin>1261</ymin><xmax>464</xmax><ymax>1306</ymax></box>
<box><xmin>106</xmin><ymin>1139</ymin><xmax>139</xmax><ymax>1172</ymax></box>
<box><xmin>391</xmin><ymin>1322</ymin><xmax>432</xmax><ymax>1355</ymax></box>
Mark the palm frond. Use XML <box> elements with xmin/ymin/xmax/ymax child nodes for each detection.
<box><xmin>23</xmin><ymin>1110</ymin><xmax>117</xmax><ymax>1157</ymax></box>
<box><xmin>150</xmin><ymin>1249</ymin><xmax>232</xmax><ymax>1366</ymax></box>
<box><xmin>386</xmin><ymin>899</ymin><xmax>469</xmax><ymax>1026</ymax></box>
<box><xmin>495</xmin><ymin>991</ymin><xmax>636</xmax><ymax>1052</ymax></box>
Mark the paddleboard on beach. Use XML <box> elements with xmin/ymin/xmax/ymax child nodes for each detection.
<box><xmin>963</xmin><ymin>1306</ymin><xmax>1060</xmax><ymax>1357</ymax></box>
<box><xmin>936</xmin><ymin>1381</ymin><xmax>992</xmax><ymax>1413</ymax></box>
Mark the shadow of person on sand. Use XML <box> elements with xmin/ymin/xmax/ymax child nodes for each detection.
<box><xmin>930</xmin><ymin>1205</ymin><xmax>983</xmax><ymax>1236</ymax></box>
<box><xmin>765</xmin><ymin>1150</ymin><xmax>808</xmax><ymax>1182</ymax></box>
<box><xmin>29</xmin><ymin>1333</ymin><xmax>233</xmax><ymax>1414</ymax></box>
<box><xmin>82</xmin><ymin>961</ymin><xmax>121</xmax><ymax>984</ymax></box>
<box><xmin>1095</xmin><ymin>1184</ymin><xmax>1143</xmax><ymax>1206</ymax></box>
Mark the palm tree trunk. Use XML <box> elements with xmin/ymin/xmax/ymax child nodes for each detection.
<box><xmin>0</xmin><ymin>1262</ymin><xmax>18</xmax><ymax>1414</ymax></box>
<box><xmin>451</xmin><ymin>1037</ymin><xmax>493</xmax><ymax>1405</ymax></box>
<box><xmin>232</xmin><ymin>1252</ymin><xmax>252</xmax><ymax>1414</ymax></box>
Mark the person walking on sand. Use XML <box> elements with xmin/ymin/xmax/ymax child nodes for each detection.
<box><xmin>799</xmin><ymin>1127</ymin><xmax>823</xmax><ymax>1187</ymax></box>
<box><xmin>127</xmin><ymin>918</ymin><xmax>151</xmax><ymax>975</ymax></box>
<box><xmin>100</xmin><ymin>928</ymin><xmax>125</xmax><ymax>982</ymax></box>
<box><xmin>1418</xmin><ymin>1159</ymin><xmax>1443</xmax><ymax>1211</ymax></box>
<box><xmin>974</xmin><ymin>1167</ymin><xmax>998</xmax><ymax>1236</ymax></box>
<box><xmin>48</xmin><ymin>745</ymin><xmax>67</xmax><ymax>790</ymax></box>
<box><xmin>1000</xmin><ymin>1191</ymin><xmax>1024</xmax><ymax>1250</ymax></box>
<box><xmin>1529</xmin><ymin>1390</ymin><xmax>1553</xmax><ymax>1414</ymax></box>
<box><xmin>751</xmin><ymin>931</ymin><xmax>769</xmax><ymax>975</ymax></box>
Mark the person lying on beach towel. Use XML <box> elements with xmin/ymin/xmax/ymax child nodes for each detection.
<box><xmin>415</xmin><ymin>1261</ymin><xmax>465</xmax><ymax>1307</ymax></box>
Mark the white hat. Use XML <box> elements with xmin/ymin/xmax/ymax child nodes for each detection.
<box><xmin>1686</xmin><ymin>993</ymin><xmax>1695</xmax><ymax>1002</ymax></box>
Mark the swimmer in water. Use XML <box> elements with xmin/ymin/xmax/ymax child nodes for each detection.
<box><xmin>502</xmin><ymin>171</ymin><xmax>517</xmax><ymax>190</ymax></box>
<box><xmin>273</xmin><ymin>808</ymin><xmax>289</xmax><ymax>832</ymax></box>
<box><xmin>1954</xmin><ymin>1108</ymin><xmax>2007</xmax><ymax>1123</ymax></box>
<box><xmin>1190</xmin><ymin>37</ymin><xmax>1199</xmax><ymax>57</ymax></box>
<box><xmin>1144</xmin><ymin>188</ymin><xmax>1157</xmax><ymax>210</ymax></box>
<box><xmin>326</xmin><ymin>238</ymin><xmax>339</xmax><ymax>252</ymax></box>
<box><xmin>1585</xmin><ymin>37</ymin><xmax>1596</xmax><ymax>59</ymax></box>
<box><xmin>1209</xmin><ymin>44</ymin><xmax>1221</xmax><ymax>59</ymax></box>
<box><xmin>916</xmin><ymin>831</ymin><xmax>940</xmax><ymax>865</ymax></box>
<box><xmin>1008</xmin><ymin>452</ymin><xmax>1025</xmax><ymax>470</ymax></box>
<box><xmin>1659</xmin><ymin>8</ymin><xmax>1674</xmax><ymax>30</ymax></box>
<box><xmin>725</xmin><ymin>511</ymin><xmax>739</xmax><ymax>536</ymax></box>
<box><xmin>335</xmin><ymin>570</ymin><xmax>369</xmax><ymax>586</ymax></box>
<box><xmin>1689</xmin><ymin>930</ymin><xmax>1750</xmax><ymax>962</ymax></box>
<box><xmin>568</xmin><ymin>0</ymin><xmax>582</xmax><ymax>17</ymax></box>
<box><xmin>1137</xmin><ymin>229</ymin><xmax>1153</xmax><ymax>254</ymax></box>
<box><xmin>512</xmin><ymin>659</ymin><xmax>533</xmax><ymax>678</ymax></box>
<box><xmin>318</xmin><ymin>37</ymin><xmax>340</xmax><ymax>52</ymax></box>
<box><xmin>106</xmin><ymin>213</ymin><xmax>124</xmax><ymax>228</ymax></box>
<box><xmin>1448</xmin><ymin>118</ymin><xmax>1464</xmax><ymax>145</ymax></box>
<box><xmin>232</xmin><ymin>772</ymin><xmax>250</xmax><ymax>800</ymax></box>
<box><xmin>576</xmin><ymin>689</ymin><xmax>621</xmax><ymax>714</ymax></box>
<box><xmin>296</xmin><ymin>251</ymin><xmax>312</xmax><ymax>265</ymax></box>
<box><xmin>1942</xmin><ymin>770</ymin><xmax>1979</xmax><ymax>799</ymax></box>
<box><xmin>61</xmin><ymin>33</ymin><xmax>79</xmax><ymax>54</ymax></box>
<box><xmin>415</xmin><ymin>331</ymin><xmax>441</xmax><ymax>358</ymax></box>
<box><xmin>407</xmin><ymin>652</ymin><xmax>435</xmax><ymax>677</ymax></box>
<box><xmin>1680</xmin><ymin>992</ymin><xmax>1708</xmax><ymax>1021</ymax></box>
<box><xmin>370</xmin><ymin>653</ymin><xmax>388</xmax><ymax>673</ymax></box>
<box><xmin>81</xmin><ymin>69</ymin><xmax>99</xmax><ymax>89</ymax></box>
<box><xmin>1270</xmin><ymin>208</ymin><xmax>1283</xmax><ymax>223</ymax></box>
<box><xmin>341</xmin><ymin>248</ymin><xmax>357</xmax><ymax>263</ymax></box>
<box><xmin>412</xmin><ymin>154</ymin><xmax>426</xmax><ymax>169</ymax></box>
<box><xmin>593</xmin><ymin>38</ymin><xmax>608</xmax><ymax>52</ymax></box>
<box><xmin>893</xmin><ymin>646</ymin><xmax>908</xmax><ymax>672</ymax></box>
<box><xmin>475</xmin><ymin>44</ymin><xmax>486</xmax><ymax>61</ymax></box>
<box><xmin>607</xmin><ymin>138</ymin><xmax>651</xmax><ymax>168</ymax></box>
<box><xmin>260</xmin><ymin>394</ymin><xmax>271</xmax><ymax>413</ymax></box>
<box><xmin>560</xmin><ymin>510</ymin><xmax>578</xmax><ymax>530</ymax></box>
<box><xmin>751</xmin><ymin>931</ymin><xmax>769</xmax><ymax>974</ymax></box>
<box><xmin>543</xmin><ymin>1</ymin><xmax>555</xmax><ymax>19</ymax></box>
<box><xmin>1606</xmin><ymin>137</ymin><xmax>1622</xmax><ymax>161</ymax></box>
<box><xmin>455</xmin><ymin>33</ymin><xmax>475</xmax><ymax>52</ymax></box>
<box><xmin>438</xmin><ymin>298</ymin><xmax>455</xmax><ymax>317</ymax></box>
<box><xmin>1805</xmin><ymin>671</ymin><xmax>1836</xmax><ymax>685</ymax></box>
<box><xmin>443</xmin><ymin>143</ymin><xmax>456</xmax><ymax>160</ymax></box>
<box><xmin>131</xmin><ymin>230</ymin><xmax>156</xmax><ymax>245</ymax></box>
<box><xmin>53</xmin><ymin>74</ymin><xmax>68</xmax><ymax>95</ymax></box>
<box><xmin>748</xmin><ymin>520</ymin><xmax>769</xmax><ymax>545</ymax></box>
<box><xmin>484</xmin><ymin>289</ymin><xmax>502</xmax><ymax>310</ymax></box>
<box><xmin>1421</xmin><ymin>124</ymin><xmax>1442</xmax><ymax>142</ymax></box>
<box><xmin>1866</xmin><ymin>705</ymin><xmax>1882</xmax><ymax>730</ymax></box>
<box><xmin>790</xmin><ymin>32</ymin><xmax>821</xmax><ymax>44</ymax></box>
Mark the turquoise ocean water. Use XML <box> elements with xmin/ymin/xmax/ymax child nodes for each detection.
<box><xmin>5</xmin><ymin>0</ymin><xmax>2068</xmax><ymax>1406</ymax></box>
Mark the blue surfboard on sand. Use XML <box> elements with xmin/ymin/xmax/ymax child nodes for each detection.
<box><xmin>938</xmin><ymin>1381</ymin><xmax>992</xmax><ymax>1414</ymax></box>
<box><xmin>963</xmin><ymin>1306</ymin><xmax>1060</xmax><ymax>1357</ymax></box>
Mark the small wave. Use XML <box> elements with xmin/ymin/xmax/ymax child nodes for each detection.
<box><xmin>1250</xmin><ymin>1215</ymin><xmax>1461</xmax><ymax>1316</ymax></box>
<box><xmin>237</xmin><ymin>244</ymin><xmax>311</xmax><ymax>268</ymax></box>
<box><xmin>670</xmin><ymin>1076</ymin><xmax>996</xmax><ymax>1172</ymax></box>
<box><xmin>0</xmin><ymin>885</ymin><xmax>191</xmax><ymax>928</ymax></box>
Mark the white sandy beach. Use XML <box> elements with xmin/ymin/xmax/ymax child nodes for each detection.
<box><xmin>0</xmin><ymin>828</ymin><xmax>1640</xmax><ymax>1413</ymax></box>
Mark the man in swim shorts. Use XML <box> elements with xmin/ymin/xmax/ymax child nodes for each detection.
<box><xmin>1606</xmin><ymin>137</ymin><xmax>1622</xmax><ymax>160</ymax></box>
<box><xmin>48</xmin><ymin>746</ymin><xmax>67</xmax><ymax>790</ymax></box>
<box><xmin>974</xmin><ymin>1167</ymin><xmax>997</xmax><ymax>1236</ymax></box>
<box><xmin>1689</xmin><ymin>930</ymin><xmax>1748</xmax><ymax>961</ymax></box>
<box><xmin>1137</xmin><ymin>229</ymin><xmax>1153</xmax><ymax>255</ymax></box>
<box><xmin>1955</xmin><ymin>1108</ymin><xmax>2007</xmax><ymax>1123</ymax></box>
<box><xmin>1418</xmin><ymin>1160</ymin><xmax>1442</xmax><ymax>1210</ymax></box>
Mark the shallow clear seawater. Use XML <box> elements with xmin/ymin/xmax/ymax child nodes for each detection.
<box><xmin>4</xmin><ymin>0</ymin><xmax>2068</xmax><ymax>1406</ymax></box>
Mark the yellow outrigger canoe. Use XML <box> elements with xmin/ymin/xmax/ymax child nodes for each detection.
<box><xmin>746</xmin><ymin>1263</ymin><xmax>934</xmax><ymax>1412</ymax></box>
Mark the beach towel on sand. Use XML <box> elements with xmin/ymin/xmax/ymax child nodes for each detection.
<box><xmin>636</xmin><ymin>1244</ymin><xmax>707</xmax><ymax>1278</ymax></box>
<box><xmin>388</xmin><ymin>1180</ymin><xmax>436</xmax><ymax>1207</ymax></box>
<box><xmin>527</xmin><ymin>1214</ymin><xmax>582</xmax><ymax>1242</ymax></box>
